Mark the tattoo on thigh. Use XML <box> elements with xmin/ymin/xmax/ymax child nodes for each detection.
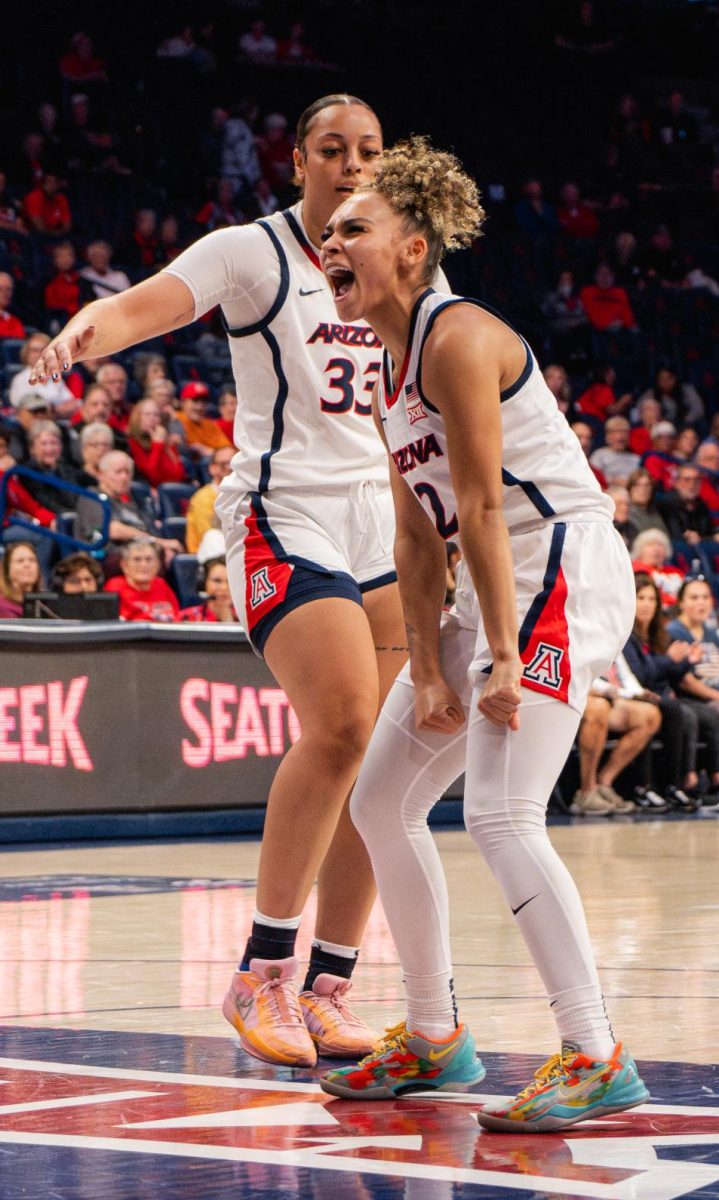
<box><xmin>375</xmin><ymin>644</ymin><xmax>410</xmax><ymax>653</ymax></box>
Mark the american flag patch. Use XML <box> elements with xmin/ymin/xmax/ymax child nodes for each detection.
<box><xmin>405</xmin><ymin>382</ymin><xmax>420</xmax><ymax>403</ymax></box>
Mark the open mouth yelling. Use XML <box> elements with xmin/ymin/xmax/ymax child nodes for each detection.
<box><xmin>326</xmin><ymin>265</ymin><xmax>355</xmax><ymax>301</ymax></box>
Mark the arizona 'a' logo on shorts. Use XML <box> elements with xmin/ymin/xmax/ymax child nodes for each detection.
<box><xmin>250</xmin><ymin>566</ymin><xmax>277</xmax><ymax>609</ymax></box>
<box><xmin>523</xmin><ymin>642</ymin><xmax>564</xmax><ymax>690</ymax></box>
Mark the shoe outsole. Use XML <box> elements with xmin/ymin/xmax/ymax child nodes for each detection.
<box><xmin>321</xmin><ymin>1063</ymin><xmax>487</xmax><ymax>1101</ymax></box>
<box><xmin>476</xmin><ymin>1088</ymin><xmax>649</xmax><ymax>1133</ymax></box>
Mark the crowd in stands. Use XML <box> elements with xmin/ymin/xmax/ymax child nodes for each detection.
<box><xmin>3</xmin><ymin>2</ymin><xmax>719</xmax><ymax>811</ymax></box>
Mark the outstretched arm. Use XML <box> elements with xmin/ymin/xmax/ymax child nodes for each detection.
<box><xmin>30</xmin><ymin>273</ymin><xmax>196</xmax><ymax>382</ymax></box>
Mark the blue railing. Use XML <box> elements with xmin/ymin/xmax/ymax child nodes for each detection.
<box><xmin>0</xmin><ymin>466</ymin><xmax>111</xmax><ymax>555</ymax></box>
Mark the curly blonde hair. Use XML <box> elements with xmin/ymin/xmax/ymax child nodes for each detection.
<box><xmin>366</xmin><ymin>136</ymin><xmax>486</xmax><ymax>280</ymax></box>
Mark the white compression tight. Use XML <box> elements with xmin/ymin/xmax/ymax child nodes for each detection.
<box><xmin>350</xmin><ymin>680</ymin><xmax>615</xmax><ymax>1057</ymax></box>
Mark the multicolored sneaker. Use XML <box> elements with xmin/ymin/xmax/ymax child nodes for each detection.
<box><xmin>320</xmin><ymin>1021</ymin><xmax>486</xmax><ymax>1099</ymax></box>
<box><xmin>299</xmin><ymin>974</ymin><xmax>379</xmax><ymax>1058</ymax></box>
<box><xmin>222</xmin><ymin>956</ymin><xmax>317</xmax><ymax>1067</ymax></box>
<box><xmin>476</xmin><ymin>1042</ymin><xmax>649</xmax><ymax>1133</ymax></box>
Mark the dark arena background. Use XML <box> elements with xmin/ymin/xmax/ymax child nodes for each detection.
<box><xmin>1</xmin><ymin>2</ymin><xmax>719</xmax><ymax>1198</ymax></box>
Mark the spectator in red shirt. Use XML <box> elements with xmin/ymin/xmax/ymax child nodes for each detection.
<box><xmin>641</xmin><ymin>421</ymin><xmax>681</xmax><ymax>493</ymax></box>
<box><xmin>179</xmin><ymin>556</ymin><xmax>240</xmax><ymax>623</ymax></box>
<box><xmin>122</xmin><ymin>208</ymin><xmax>161</xmax><ymax>276</ymax></box>
<box><xmin>59</xmin><ymin>32</ymin><xmax>107</xmax><ymax>84</ymax></box>
<box><xmin>215</xmin><ymin>386</ymin><xmax>237</xmax><ymax>442</ymax></box>
<box><xmin>0</xmin><ymin>272</ymin><xmax>26</xmax><ymax>340</ymax></box>
<box><xmin>580</xmin><ymin>262</ymin><xmax>638</xmax><ymax>331</ymax></box>
<box><xmin>257</xmin><ymin>112</ymin><xmax>294</xmax><ymax>197</ymax></box>
<box><xmin>576</xmin><ymin>364</ymin><xmax>632</xmax><ymax>424</ymax></box>
<box><xmin>629</xmin><ymin>398</ymin><xmax>662</xmax><ymax>455</ymax></box>
<box><xmin>44</xmin><ymin>241</ymin><xmax>81</xmax><ymax>318</ymax></box>
<box><xmin>127</xmin><ymin>399</ymin><xmax>187</xmax><ymax>487</ymax></box>
<box><xmin>105</xmin><ymin>539</ymin><xmax>179</xmax><ymax>622</ymax></box>
<box><xmin>695</xmin><ymin>442</ymin><xmax>719</xmax><ymax>529</ymax></box>
<box><xmin>22</xmin><ymin>173</ymin><xmax>72</xmax><ymax>235</ymax></box>
<box><xmin>557</xmin><ymin>181</ymin><xmax>600</xmax><ymax>240</ymax></box>
<box><xmin>95</xmin><ymin>361</ymin><xmax>131</xmax><ymax>433</ymax></box>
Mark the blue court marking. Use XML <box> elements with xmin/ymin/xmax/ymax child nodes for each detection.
<box><xmin>0</xmin><ymin>875</ymin><xmax>256</xmax><ymax>901</ymax></box>
<box><xmin>0</xmin><ymin>1027</ymin><xmax>717</xmax><ymax>1200</ymax></box>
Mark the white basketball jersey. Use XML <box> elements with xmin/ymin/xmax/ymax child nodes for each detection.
<box><xmin>377</xmin><ymin>290</ymin><xmax>614</xmax><ymax>542</ymax></box>
<box><xmin>218</xmin><ymin>204</ymin><xmax>386</xmax><ymax>495</ymax></box>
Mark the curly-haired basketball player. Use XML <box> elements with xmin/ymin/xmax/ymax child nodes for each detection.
<box><xmin>318</xmin><ymin>137</ymin><xmax>649</xmax><ymax>1132</ymax></box>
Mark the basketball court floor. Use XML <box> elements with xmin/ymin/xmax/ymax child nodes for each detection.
<box><xmin>1</xmin><ymin>812</ymin><xmax>717</xmax><ymax>1199</ymax></box>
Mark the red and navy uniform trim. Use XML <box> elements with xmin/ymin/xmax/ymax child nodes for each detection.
<box><xmin>517</xmin><ymin>522</ymin><xmax>572</xmax><ymax>703</ymax></box>
<box><xmin>282</xmin><ymin>208</ymin><xmax>322</xmax><ymax>270</ymax></box>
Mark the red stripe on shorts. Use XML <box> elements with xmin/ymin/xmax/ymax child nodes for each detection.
<box><xmin>519</xmin><ymin>565</ymin><xmax>572</xmax><ymax>704</ymax></box>
<box><xmin>243</xmin><ymin>509</ymin><xmax>294</xmax><ymax>635</ymax></box>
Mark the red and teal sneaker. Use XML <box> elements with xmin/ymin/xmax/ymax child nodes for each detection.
<box><xmin>476</xmin><ymin>1042</ymin><xmax>649</xmax><ymax>1133</ymax></box>
<box><xmin>320</xmin><ymin>1021</ymin><xmax>486</xmax><ymax>1099</ymax></box>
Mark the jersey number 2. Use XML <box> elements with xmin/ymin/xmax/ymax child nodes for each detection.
<box><xmin>320</xmin><ymin>358</ymin><xmax>380</xmax><ymax>416</ymax></box>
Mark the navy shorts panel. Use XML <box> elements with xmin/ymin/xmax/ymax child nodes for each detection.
<box><xmin>251</xmin><ymin>565</ymin><xmax>363</xmax><ymax>655</ymax></box>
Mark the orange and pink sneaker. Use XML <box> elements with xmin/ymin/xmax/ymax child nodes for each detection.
<box><xmin>222</xmin><ymin>956</ymin><xmax>317</xmax><ymax>1067</ymax></box>
<box><xmin>299</xmin><ymin>974</ymin><xmax>379</xmax><ymax>1058</ymax></box>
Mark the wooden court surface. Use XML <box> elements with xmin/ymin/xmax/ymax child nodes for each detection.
<box><xmin>0</xmin><ymin>814</ymin><xmax>717</xmax><ymax>1198</ymax></box>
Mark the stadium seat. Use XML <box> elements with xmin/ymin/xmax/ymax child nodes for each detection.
<box><xmin>169</xmin><ymin>553</ymin><xmax>200</xmax><ymax>608</ymax></box>
<box><xmin>163</xmin><ymin>515</ymin><xmax>187</xmax><ymax>545</ymax></box>
<box><xmin>157</xmin><ymin>482</ymin><xmax>197</xmax><ymax>522</ymax></box>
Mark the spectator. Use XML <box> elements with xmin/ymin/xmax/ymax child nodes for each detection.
<box><xmin>59</xmin><ymin>32</ymin><xmax>107</xmax><ymax>85</ymax></box>
<box><xmin>122</xmin><ymin>208</ymin><xmax>161</xmax><ymax>276</ymax></box>
<box><xmin>657</xmin><ymin>89</ymin><xmax>699</xmax><ymax>152</ymax></box>
<box><xmin>4</xmin><ymin>393</ymin><xmax>54</xmax><ymax>463</ymax></box>
<box><xmin>158</xmin><ymin>215</ymin><xmax>181</xmax><ymax>264</ymax></box>
<box><xmin>195</xmin><ymin>178</ymin><xmax>244</xmax><ymax>231</ymax></box>
<box><xmin>248</xmin><ymin>176</ymin><xmax>279</xmax><ymax>218</ymax></box>
<box><xmin>9</xmin><ymin>333</ymin><xmax>80</xmax><ymax>415</ymax></box>
<box><xmin>609</xmin><ymin>230</ymin><xmax>642</xmax><ymax>288</ymax></box>
<box><xmin>668</xmin><ymin>577</ymin><xmax>719</xmax><ymax>698</ymax></box>
<box><xmin>675</xmin><ymin>427</ymin><xmax>700</xmax><ymax>465</ymax></box>
<box><xmin>0</xmin><ymin>169</ymin><xmax>26</xmax><ymax>233</ymax></box>
<box><xmin>589</xmin><ymin>415</ymin><xmax>639</xmax><ymax>484</ymax></box>
<box><xmin>104</xmin><ymin>539</ymin><xmax>180</xmax><ymax>622</ymax></box>
<box><xmin>185</xmin><ymin>444</ymin><xmax>233</xmax><ymax>552</ymax></box>
<box><xmin>70</xmin><ymin>382</ymin><xmax>112</xmax><ymax>430</ymax></box>
<box><xmin>0</xmin><ymin>272</ymin><xmax>26</xmax><ymax>340</ymax></box>
<box><xmin>73</xmin><ymin>450</ymin><xmax>181</xmax><ymax>571</ymax></box>
<box><xmin>576</xmin><ymin>364</ymin><xmax>632</xmax><ymax>424</ymax></box>
<box><xmin>53</xmin><ymin>551</ymin><xmax>103</xmax><ymax>593</ymax></box>
<box><xmin>22</xmin><ymin>172</ymin><xmax>72</xmax><ymax>235</ymax></box>
<box><xmin>571</xmin><ymin>678</ymin><xmax>660</xmax><ymax>815</ymax></box>
<box><xmin>174</xmin><ymin>382</ymin><xmax>232</xmax><ymax>459</ymax></box>
<box><xmin>17</xmin><ymin>132</ymin><xmax>46</xmax><ymax>191</ymax></box>
<box><xmin>64</xmin><ymin>93</ymin><xmax>119</xmax><ymax>174</ymax></box>
<box><xmin>0</xmin><ymin>542</ymin><xmax>43</xmax><ymax>618</ymax></box>
<box><xmin>133</xmin><ymin>351</ymin><xmax>167</xmax><ymax>396</ymax></box>
<box><xmin>540</xmin><ymin>270</ymin><xmax>589</xmax><ymax>359</ymax></box>
<box><xmin>641</xmin><ymin>421</ymin><xmax>680</xmax><ymax>493</ymax></box>
<box><xmin>607</xmin><ymin>483</ymin><xmax>638</xmax><ymax>548</ymax></box>
<box><xmin>513</xmin><ymin>178</ymin><xmax>558</xmax><ymax>239</ymax></box>
<box><xmin>238</xmin><ymin>19</ymin><xmax>277</xmax><ymax>66</ymax></box>
<box><xmin>636</xmin><ymin>366</ymin><xmax>704</xmax><ymax>428</ymax></box>
<box><xmin>44</xmin><ymin>241</ymin><xmax>81</xmax><ymax>318</ymax></box>
<box><xmin>580</xmin><ymin>262</ymin><xmax>637</xmax><ymax>331</ymax></box>
<box><xmin>556</xmin><ymin>181</ymin><xmax>600</xmax><ymax>240</ymax></box>
<box><xmin>627</xmin><ymin>468</ymin><xmax>670</xmax><ymax>537</ymax></box>
<box><xmin>156</xmin><ymin>24</ymin><xmax>195</xmax><ymax>59</ymax></box>
<box><xmin>221</xmin><ymin>102</ymin><xmax>261</xmax><ymax>196</ymax></box>
<box><xmin>79</xmin><ymin>241</ymin><xmax>130</xmax><ymax>301</ymax></box>
<box><xmin>127</xmin><ymin>399</ymin><xmax>187</xmax><ymax>486</ymax></box>
<box><xmin>179</xmin><ymin>555</ymin><xmax>239</xmax><ymax>622</ymax></box>
<box><xmin>695</xmin><ymin>442</ymin><xmax>719</xmax><ymax>528</ymax></box>
<box><xmin>639</xmin><ymin>225</ymin><xmax>684</xmax><ymax>287</ymax></box>
<box><xmin>628</xmin><ymin>397</ymin><xmax>662</xmax><ymax>456</ymax></box>
<box><xmin>76</xmin><ymin>421</ymin><xmax>115</xmax><ymax>486</ymax></box>
<box><xmin>215</xmin><ymin>386</ymin><xmax>237</xmax><ymax>442</ymax></box>
<box><xmin>277</xmin><ymin>21</ymin><xmax>320</xmax><ymax>66</ymax></box>
<box><xmin>257</xmin><ymin>112</ymin><xmax>294</xmax><ymax>197</ymax></box>
<box><xmin>630</xmin><ymin>528</ymin><xmax>685</xmax><ymax>608</ymax></box>
<box><xmin>570</xmin><ymin>419</ymin><xmax>606</xmax><ymax>488</ymax></box>
<box><xmin>95</xmin><ymin>361</ymin><xmax>131</xmax><ymax>433</ymax></box>
<box><xmin>22</xmin><ymin>420</ymin><xmax>81</xmax><ymax>513</ymax></box>
<box><xmin>0</xmin><ymin>422</ymin><xmax>56</xmax><ymax>533</ymax></box>
<box><xmin>657</xmin><ymin>463</ymin><xmax>719</xmax><ymax>580</ymax></box>
<box><xmin>144</xmin><ymin>376</ymin><xmax>178</xmax><ymax>420</ymax></box>
<box><xmin>622</xmin><ymin>572</ymin><xmax>701</xmax><ymax>810</ymax></box>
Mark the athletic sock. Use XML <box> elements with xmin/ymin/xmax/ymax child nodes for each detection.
<box><xmin>303</xmin><ymin>939</ymin><xmax>359</xmax><ymax>991</ymax></box>
<box><xmin>240</xmin><ymin>910</ymin><xmax>301</xmax><ymax>970</ymax></box>
<box><xmin>550</xmin><ymin>982</ymin><xmax>615</xmax><ymax>1061</ymax></box>
<box><xmin>405</xmin><ymin>972</ymin><xmax>458</xmax><ymax>1040</ymax></box>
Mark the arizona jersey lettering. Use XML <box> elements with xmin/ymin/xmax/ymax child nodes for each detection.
<box><xmin>165</xmin><ymin>203</ymin><xmax>386</xmax><ymax>494</ymax></box>
<box><xmin>377</xmin><ymin>289</ymin><xmax>614</xmax><ymax>542</ymax></box>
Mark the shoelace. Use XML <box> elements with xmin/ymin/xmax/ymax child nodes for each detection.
<box><xmin>516</xmin><ymin>1049</ymin><xmax>579</xmax><ymax>1101</ymax></box>
<box><xmin>322</xmin><ymin>985</ymin><xmax>363</xmax><ymax>1025</ymax></box>
<box><xmin>256</xmin><ymin>976</ymin><xmax>304</xmax><ymax>1029</ymax></box>
<box><xmin>358</xmin><ymin>1021</ymin><xmax>409</xmax><ymax>1067</ymax></box>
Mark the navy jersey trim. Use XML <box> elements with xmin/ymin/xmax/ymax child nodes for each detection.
<box><xmin>415</xmin><ymin>295</ymin><xmax>533</xmax><ymax>408</ymax></box>
<box><xmin>517</xmin><ymin>522</ymin><xmax>567</xmax><ymax>655</ymax></box>
<box><xmin>359</xmin><ymin>569</ymin><xmax>398</xmax><ymax>594</ymax></box>
<box><xmin>502</xmin><ymin>467</ymin><xmax>556</xmax><ymax>519</ymax></box>
<box><xmin>255</xmin><ymin>325</ymin><xmax>289</xmax><ymax>494</ymax></box>
<box><xmin>282</xmin><ymin>209</ymin><xmax>322</xmax><ymax>269</ymax></box>
<box><xmin>385</xmin><ymin>288</ymin><xmax>435</xmax><ymax>410</ymax></box>
<box><xmin>222</xmin><ymin>220</ymin><xmax>290</xmax><ymax>338</ymax></box>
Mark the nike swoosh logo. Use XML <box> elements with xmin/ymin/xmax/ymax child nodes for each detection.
<box><xmin>299</xmin><ymin>286</ymin><xmax>324</xmax><ymax>296</ymax></box>
<box><xmin>511</xmin><ymin>893</ymin><xmax>539</xmax><ymax>916</ymax></box>
<box><xmin>427</xmin><ymin>1042</ymin><xmax>458</xmax><ymax>1063</ymax></box>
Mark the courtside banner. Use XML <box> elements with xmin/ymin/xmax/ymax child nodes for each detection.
<box><xmin>0</xmin><ymin>623</ymin><xmax>299</xmax><ymax>815</ymax></box>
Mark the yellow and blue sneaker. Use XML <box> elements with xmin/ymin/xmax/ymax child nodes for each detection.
<box><xmin>320</xmin><ymin>1021</ymin><xmax>486</xmax><ymax>1099</ymax></box>
<box><xmin>476</xmin><ymin>1042</ymin><xmax>649</xmax><ymax>1133</ymax></box>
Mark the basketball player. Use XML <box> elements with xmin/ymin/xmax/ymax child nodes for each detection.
<box><xmin>29</xmin><ymin>95</ymin><xmax>416</xmax><ymax>1069</ymax></box>
<box><xmin>318</xmin><ymin>138</ymin><xmax>649</xmax><ymax>1131</ymax></box>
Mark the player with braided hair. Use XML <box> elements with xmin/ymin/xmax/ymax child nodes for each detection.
<box><xmin>319</xmin><ymin>139</ymin><xmax>649</xmax><ymax>1130</ymax></box>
